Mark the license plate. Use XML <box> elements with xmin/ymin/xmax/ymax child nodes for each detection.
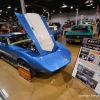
<box><xmin>75</xmin><ymin>40</ymin><xmax>80</xmax><ymax>42</ymax></box>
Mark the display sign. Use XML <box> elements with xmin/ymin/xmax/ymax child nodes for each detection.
<box><xmin>18</xmin><ymin>65</ymin><xmax>31</xmax><ymax>81</ymax></box>
<box><xmin>72</xmin><ymin>38</ymin><xmax>100</xmax><ymax>95</ymax></box>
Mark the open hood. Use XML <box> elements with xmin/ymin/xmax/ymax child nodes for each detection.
<box><xmin>15</xmin><ymin>12</ymin><xmax>57</xmax><ymax>56</ymax></box>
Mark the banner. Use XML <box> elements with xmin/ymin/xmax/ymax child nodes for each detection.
<box><xmin>72</xmin><ymin>38</ymin><xmax>100</xmax><ymax>95</ymax></box>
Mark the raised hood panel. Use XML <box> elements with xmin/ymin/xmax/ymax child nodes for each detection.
<box><xmin>15</xmin><ymin>12</ymin><xmax>57</xmax><ymax>56</ymax></box>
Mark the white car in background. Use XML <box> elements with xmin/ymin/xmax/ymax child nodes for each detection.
<box><xmin>83</xmin><ymin>22</ymin><xmax>92</xmax><ymax>25</ymax></box>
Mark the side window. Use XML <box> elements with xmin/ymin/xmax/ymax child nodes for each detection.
<box><xmin>2</xmin><ymin>37</ymin><xmax>8</xmax><ymax>44</ymax></box>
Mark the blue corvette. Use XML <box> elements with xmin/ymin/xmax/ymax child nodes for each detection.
<box><xmin>0</xmin><ymin>12</ymin><xmax>71</xmax><ymax>77</ymax></box>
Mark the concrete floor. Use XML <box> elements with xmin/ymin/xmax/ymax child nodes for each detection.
<box><xmin>0</xmin><ymin>25</ymin><xmax>99</xmax><ymax>100</ymax></box>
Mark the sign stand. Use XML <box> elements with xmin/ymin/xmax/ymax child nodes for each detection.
<box><xmin>72</xmin><ymin>38</ymin><xmax>100</xmax><ymax>95</ymax></box>
<box><xmin>66</xmin><ymin>77</ymin><xmax>74</xmax><ymax>88</ymax></box>
<box><xmin>18</xmin><ymin>65</ymin><xmax>31</xmax><ymax>81</ymax></box>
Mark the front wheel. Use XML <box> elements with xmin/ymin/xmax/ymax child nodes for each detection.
<box><xmin>18</xmin><ymin>59</ymin><xmax>37</xmax><ymax>77</ymax></box>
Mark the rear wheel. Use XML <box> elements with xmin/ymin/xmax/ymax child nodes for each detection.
<box><xmin>18</xmin><ymin>59</ymin><xmax>37</xmax><ymax>77</ymax></box>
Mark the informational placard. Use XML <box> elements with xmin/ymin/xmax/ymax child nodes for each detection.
<box><xmin>72</xmin><ymin>38</ymin><xmax>100</xmax><ymax>95</ymax></box>
<box><xmin>18</xmin><ymin>65</ymin><xmax>31</xmax><ymax>81</ymax></box>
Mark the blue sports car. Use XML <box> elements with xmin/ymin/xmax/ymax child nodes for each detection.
<box><xmin>49</xmin><ymin>26</ymin><xmax>63</xmax><ymax>40</ymax></box>
<box><xmin>0</xmin><ymin>12</ymin><xmax>71</xmax><ymax>77</ymax></box>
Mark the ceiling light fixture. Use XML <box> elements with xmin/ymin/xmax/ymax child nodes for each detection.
<box><xmin>62</xmin><ymin>4</ymin><xmax>68</xmax><ymax>8</ymax></box>
<box><xmin>85</xmin><ymin>0</ymin><xmax>93</xmax><ymax>4</ymax></box>
<box><xmin>7</xmin><ymin>6</ymin><xmax>11</xmax><ymax>9</ymax></box>
<box><xmin>60</xmin><ymin>2</ymin><xmax>68</xmax><ymax>8</ymax></box>
<box><xmin>0</xmin><ymin>10</ymin><xmax>2</xmax><ymax>12</ymax></box>
<box><xmin>25</xmin><ymin>5</ymin><xmax>28</xmax><ymax>7</ymax></box>
<box><xmin>71</xmin><ymin>6</ymin><xmax>73</xmax><ymax>9</ymax></box>
<box><xmin>86</xmin><ymin>4</ymin><xmax>91</xmax><ymax>7</ymax></box>
<box><xmin>91</xmin><ymin>3</ymin><xmax>93</xmax><ymax>5</ymax></box>
<box><xmin>15</xmin><ymin>8</ymin><xmax>17</xmax><ymax>10</ymax></box>
<box><xmin>53</xmin><ymin>10</ymin><xmax>55</xmax><ymax>12</ymax></box>
<box><xmin>85</xmin><ymin>0</ymin><xmax>93</xmax><ymax>6</ymax></box>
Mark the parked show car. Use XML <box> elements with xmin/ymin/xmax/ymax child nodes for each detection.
<box><xmin>49</xmin><ymin>26</ymin><xmax>63</xmax><ymax>40</ymax></box>
<box><xmin>65</xmin><ymin>24</ymin><xmax>93</xmax><ymax>43</ymax></box>
<box><xmin>0</xmin><ymin>12</ymin><xmax>71</xmax><ymax>77</ymax></box>
<box><xmin>83</xmin><ymin>22</ymin><xmax>92</xmax><ymax>25</ymax></box>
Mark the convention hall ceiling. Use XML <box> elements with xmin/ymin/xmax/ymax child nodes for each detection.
<box><xmin>0</xmin><ymin>0</ymin><xmax>100</xmax><ymax>19</ymax></box>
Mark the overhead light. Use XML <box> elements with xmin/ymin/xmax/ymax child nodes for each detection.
<box><xmin>71</xmin><ymin>6</ymin><xmax>73</xmax><ymax>9</ymax></box>
<box><xmin>85</xmin><ymin>0</ymin><xmax>93</xmax><ymax>4</ymax></box>
<box><xmin>0</xmin><ymin>10</ymin><xmax>2</xmax><ymax>12</ymax></box>
<box><xmin>25</xmin><ymin>5</ymin><xmax>28</xmax><ymax>7</ymax></box>
<box><xmin>86</xmin><ymin>4</ymin><xmax>91</xmax><ymax>6</ymax></box>
<box><xmin>62</xmin><ymin>4</ymin><xmax>68</xmax><ymax>8</ymax></box>
<box><xmin>7</xmin><ymin>6</ymin><xmax>11</xmax><ymax>9</ymax></box>
<box><xmin>60</xmin><ymin>3</ymin><xmax>68</xmax><ymax>8</ymax></box>
<box><xmin>53</xmin><ymin>10</ymin><xmax>55</xmax><ymax>12</ymax></box>
<box><xmin>91</xmin><ymin>3</ymin><xmax>93</xmax><ymax>5</ymax></box>
<box><xmin>93</xmin><ymin>6</ymin><xmax>95</xmax><ymax>8</ymax></box>
<box><xmin>6</xmin><ymin>11</ymin><xmax>8</xmax><ymax>13</ymax></box>
<box><xmin>15</xmin><ymin>8</ymin><xmax>17</xmax><ymax>10</ymax></box>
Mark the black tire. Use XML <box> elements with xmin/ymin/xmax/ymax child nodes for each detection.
<box><xmin>18</xmin><ymin>59</ymin><xmax>37</xmax><ymax>77</ymax></box>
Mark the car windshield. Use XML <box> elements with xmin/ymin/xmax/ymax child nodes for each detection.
<box><xmin>72</xmin><ymin>26</ymin><xmax>88</xmax><ymax>32</ymax></box>
<box><xmin>8</xmin><ymin>34</ymin><xmax>30</xmax><ymax>44</ymax></box>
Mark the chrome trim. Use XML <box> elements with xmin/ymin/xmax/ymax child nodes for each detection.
<box><xmin>0</xmin><ymin>50</ymin><xmax>17</xmax><ymax>60</ymax></box>
<box><xmin>1</xmin><ymin>56</ymin><xmax>18</xmax><ymax>68</ymax></box>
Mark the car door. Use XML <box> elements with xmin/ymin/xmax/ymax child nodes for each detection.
<box><xmin>0</xmin><ymin>36</ymin><xmax>17</xmax><ymax>62</ymax></box>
